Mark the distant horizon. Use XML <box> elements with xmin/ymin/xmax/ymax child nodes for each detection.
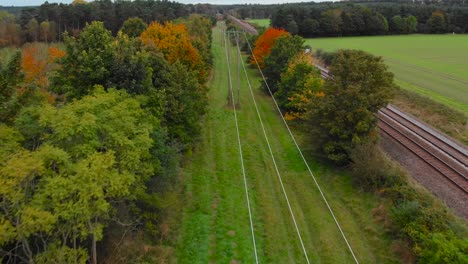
<box><xmin>0</xmin><ymin>0</ymin><xmax>331</xmax><ymax>7</ymax></box>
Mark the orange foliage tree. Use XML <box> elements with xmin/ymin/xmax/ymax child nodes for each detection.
<box><xmin>140</xmin><ymin>22</ymin><xmax>203</xmax><ymax>75</ymax></box>
<box><xmin>21</xmin><ymin>44</ymin><xmax>65</xmax><ymax>103</ymax></box>
<box><xmin>250</xmin><ymin>28</ymin><xmax>289</xmax><ymax>68</ymax></box>
<box><xmin>22</xmin><ymin>45</ymin><xmax>47</xmax><ymax>88</ymax></box>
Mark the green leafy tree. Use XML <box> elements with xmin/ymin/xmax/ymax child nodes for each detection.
<box><xmin>300</xmin><ymin>18</ymin><xmax>320</xmax><ymax>37</ymax></box>
<box><xmin>286</xmin><ymin>20</ymin><xmax>299</xmax><ymax>35</ymax></box>
<box><xmin>184</xmin><ymin>14</ymin><xmax>213</xmax><ymax>67</ymax></box>
<box><xmin>276</xmin><ymin>53</ymin><xmax>323</xmax><ymax>120</ymax></box>
<box><xmin>390</xmin><ymin>15</ymin><xmax>405</xmax><ymax>33</ymax></box>
<box><xmin>26</xmin><ymin>18</ymin><xmax>39</xmax><ymax>42</ymax></box>
<box><xmin>405</xmin><ymin>15</ymin><xmax>418</xmax><ymax>34</ymax></box>
<box><xmin>54</xmin><ymin>21</ymin><xmax>114</xmax><ymax>98</ymax></box>
<box><xmin>108</xmin><ymin>32</ymin><xmax>153</xmax><ymax>95</ymax></box>
<box><xmin>120</xmin><ymin>17</ymin><xmax>147</xmax><ymax>38</ymax></box>
<box><xmin>428</xmin><ymin>11</ymin><xmax>447</xmax><ymax>33</ymax></box>
<box><xmin>307</xmin><ymin>50</ymin><xmax>395</xmax><ymax>164</ymax></box>
<box><xmin>0</xmin><ymin>88</ymin><xmax>157</xmax><ymax>263</ymax></box>
<box><xmin>0</xmin><ymin>51</ymin><xmax>26</xmax><ymax>124</ymax></box>
<box><xmin>39</xmin><ymin>21</ymin><xmax>50</xmax><ymax>42</ymax></box>
<box><xmin>162</xmin><ymin>62</ymin><xmax>207</xmax><ymax>146</ymax></box>
<box><xmin>0</xmin><ymin>11</ymin><xmax>21</xmax><ymax>46</ymax></box>
<box><xmin>320</xmin><ymin>9</ymin><xmax>343</xmax><ymax>36</ymax></box>
<box><xmin>263</xmin><ymin>35</ymin><xmax>304</xmax><ymax>94</ymax></box>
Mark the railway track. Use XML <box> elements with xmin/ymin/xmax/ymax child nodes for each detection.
<box><xmin>378</xmin><ymin>106</ymin><xmax>468</xmax><ymax>194</ymax></box>
<box><xmin>313</xmin><ymin>60</ymin><xmax>468</xmax><ymax>194</ymax></box>
<box><xmin>226</xmin><ymin>14</ymin><xmax>258</xmax><ymax>35</ymax></box>
<box><xmin>310</xmin><ymin>58</ymin><xmax>468</xmax><ymax>195</ymax></box>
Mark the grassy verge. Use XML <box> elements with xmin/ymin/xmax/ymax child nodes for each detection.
<box><xmin>173</xmin><ymin>22</ymin><xmax>400</xmax><ymax>263</ymax></box>
<box><xmin>246</xmin><ymin>18</ymin><xmax>270</xmax><ymax>28</ymax></box>
<box><xmin>305</xmin><ymin>34</ymin><xmax>468</xmax><ymax>113</ymax></box>
<box><xmin>392</xmin><ymin>88</ymin><xmax>467</xmax><ymax>145</ymax></box>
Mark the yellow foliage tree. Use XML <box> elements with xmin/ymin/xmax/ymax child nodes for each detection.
<box><xmin>277</xmin><ymin>52</ymin><xmax>324</xmax><ymax>121</ymax></box>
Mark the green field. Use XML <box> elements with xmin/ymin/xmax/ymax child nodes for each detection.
<box><xmin>246</xmin><ymin>18</ymin><xmax>270</xmax><ymax>28</ymax></box>
<box><xmin>174</xmin><ymin>22</ymin><xmax>398</xmax><ymax>263</ymax></box>
<box><xmin>306</xmin><ymin>35</ymin><xmax>468</xmax><ymax>113</ymax></box>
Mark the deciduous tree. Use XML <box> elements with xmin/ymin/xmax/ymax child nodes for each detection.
<box><xmin>276</xmin><ymin>53</ymin><xmax>323</xmax><ymax>120</ymax></box>
<box><xmin>262</xmin><ymin>34</ymin><xmax>304</xmax><ymax>93</ymax></box>
<box><xmin>140</xmin><ymin>22</ymin><xmax>202</xmax><ymax>79</ymax></box>
<box><xmin>307</xmin><ymin>50</ymin><xmax>395</xmax><ymax>164</ymax></box>
<box><xmin>120</xmin><ymin>17</ymin><xmax>147</xmax><ymax>38</ymax></box>
<box><xmin>250</xmin><ymin>27</ymin><xmax>289</xmax><ymax>68</ymax></box>
<box><xmin>26</xmin><ymin>18</ymin><xmax>39</xmax><ymax>42</ymax></box>
<box><xmin>54</xmin><ymin>21</ymin><xmax>114</xmax><ymax>98</ymax></box>
<box><xmin>428</xmin><ymin>11</ymin><xmax>446</xmax><ymax>33</ymax></box>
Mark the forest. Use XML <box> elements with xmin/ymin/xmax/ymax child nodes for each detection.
<box><xmin>0</xmin><ymin>0</ymin><xmax>217</xmax><ymax>46</ymax></box>
<box><xmin>0</xmin><ymin>2</ymin><xmax>214</xmax><ymax>261</ymax></box>
<box><xmin>230</xmin><ymin>1</ymin><xmax>468</xmax><ymax>37</ymax></box>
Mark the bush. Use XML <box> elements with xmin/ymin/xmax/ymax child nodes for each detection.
<box><xmin>350</xmin><ymin>142</ymin><xmax>405</xmax><ymax>190</ymax></box>
<box><xmin>350</xmin><ymin>142</ymin><xmax>468</xmax><ymax>262</ymax></box>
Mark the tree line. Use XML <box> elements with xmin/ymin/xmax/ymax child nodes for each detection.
<box><xmin>0</xmin><ymin>14</ymin><xmax>214</xmax><ymax>263</ymax></box>
<box><xmin>0</xmin><ymin>0</ymin><xmax>218</xmax><ymax>47</ymax></box>
<box><xmin>230</xmin><ymin>1</ymin><xmax>468</xmax><ymax>37</ymax></box>
<box><xmin>245</xmin><ymin>26</ymin><xmax>467</xmax><ymax>263</ymax></box>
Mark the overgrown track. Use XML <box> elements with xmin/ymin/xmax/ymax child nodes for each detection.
<box><xmin>227</xmin><ymin>14</ymin><xmax>258</xmax><ymax>35</ymax></box>
<box><xmin>378</xmin><ymin>106</ymin><xmax>468</xmax><ymax>194</ymax></box>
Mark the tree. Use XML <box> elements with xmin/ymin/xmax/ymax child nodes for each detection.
<box><xmin>405</xmin><ymin>15</ymin><xmax>418</xmax><ymax>34</ymax></box>
<box><xmin>140</xmin><ymin>22</ymin><xmax>203</xmax><ymax>79</ymax></box>
<box><xmin>365</xmin><ymin>12</ymin><xmax>388</xmax><ymax>35</ymax></box>
<box><xmin>0</xmin><ymin>11</ymin><xmax>21</xmax><ymax>46</ymax></box>
<box><xmin>183</xmin><ymin>14</ymin><xmax>213</xmax><ymax>67</ymax></box>
<box><xmin>0</xmin><ymin>88</ymin><xmax>156</xmax><ymax>263</ymax></box>
<box><xmin>307</xmin><ymin>50</ymin><xmax>395</xmax><ymax>164</ymax></box>
<box><xmin>120</xmin><ymin>17</ymin><xmax>147</xmax><ymax>38</ymax></box>
<box><xmin>39</xmin><ymin>21</ymin><xmax>50</xmax><ymax>42</ymax></box>
<box><xmin>300</xmin><ymin>18</ymin><xmax>320</xmax><ymax>37</ymax></box>
<box><xmin>54</xmin><ymin>21</ymin><xmax>114</xmax><ymax>98</ymax></box>
<box><xmin>428</xmin><ymin>11</ymin><xmax>446</xmax><ymax>33</ymax></box>
<box><xmin>320</xmin><ymin>9</ymin><xmax>342</xmax><ymax>36</ymax></box>
<box><xmin>161</xmin><ymin>62</ymin><xmax>207</xmax><ymax>146</ymax></box>
<box><xmin>22</xmin><ymin>44</ymin><xmax>47</xmax><ymax>89</ymax></box>
<box><xmin>0</xmin><ymin>52</ymin><xmax>24</xmax><ymax>123</ymax></box>
<box><xmin>26</xmin><ymin>18</ymin><xmax>39</xmax><ymax>42</ymax></box>
<box><xmin>107</xmin><ymin>32</ymin><xmax>153</xmax><ymax>95</ymax></box>
<box><xmin>286</xmin><ymin>20</ymin><xmax>299</xmax><ymax>35</ymax></box>
<box><xmin>262</xmin><ymin>34</ymin><xmax>304</xmax><ymax>93</ymax></box>
<box><xmin>390</xmin><ymin>15</ymin><xmax>405</xmax><ymax>33</ymax></box>
<box><xmin>276</xmin><ymin>53</ymin><xmax>323</xmax><ymax>120</ymax></box>
<box><xmin>250</xmin><ymin>27</ymin><xmax>289</xmax><ymax>68</ymax></box>
<box><xmin>341</xmin><ymin>11</ymin><xmax>357</xmax><ymax>36</ymax></box>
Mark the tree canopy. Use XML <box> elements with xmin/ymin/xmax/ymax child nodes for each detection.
<box><xmin>307</xmin><ymin>50</ymin><xmax>395</xmax><ymax>164</ymax></box>
<box><xmin>250</xmin><ymin>27</ymin><xmax>289</xmax><ymax>69</ymax></box>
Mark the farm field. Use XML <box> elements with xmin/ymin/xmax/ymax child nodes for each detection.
<box><xmin>174</xmin><ymin>22</ymin><xmax>398</xmax><ymax>263</ymax></box>
<box><xmin>246</xmin><ymin>18</ymin><xmax>270</xmax><ymax>27</ymax></box>
<box><xmin>305</xmin><ymin>35</ymin><xmax>468</xmax><ymax>113</ymax></box>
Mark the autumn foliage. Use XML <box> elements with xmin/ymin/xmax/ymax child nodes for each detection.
<box><xmin>140</xmin><ymin>22</ymin><xmax>202</xmax><ymax>73</ymax></box>
<box><xmin>276</xmin><ymin>53</ymin><xmax>323</xmax><ymax>121</ymax></box>
<box><xmin>21</xmin><ymin>44</ymin><xmax>65</xmax><ymax>103</ymax></box>
<box><xmin>250</xmin><ymin>28</ymin><xmax>289</xmax><ymax>68</ymax></box>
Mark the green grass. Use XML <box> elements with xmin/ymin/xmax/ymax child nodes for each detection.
<box><xmin>175</xmin><ymin>22</ymin><xmax>399</xmax><ymax>263</ymax></box>
<box><xmin>306</xmin><ymin>35</ymin><xmax>468</xmax><ymax>113</ymax></box>
<box><xmin>246</xmin><ymin>18</ymin><xmax>270</xmax><ymax>28</ymax></box>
